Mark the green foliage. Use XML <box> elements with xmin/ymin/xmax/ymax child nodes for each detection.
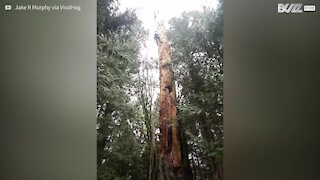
<box><xmin>97</xmin><ymin>0</ymin><xmax>138</xmax><ymax>35</ymax></box>
<box><xmin>96</xmin><ymin>0</ymin><xmax>224</xmax><ymax>179</ymax></box>
<box><xmin>168</xmin><ymin>3</ymin><xmax>223</xmax><ymax>179</ymax></box>
<box><xmin>97</xmin><ymin>0</ymin><xmax>149</xmax><ymax>179</ymax></box>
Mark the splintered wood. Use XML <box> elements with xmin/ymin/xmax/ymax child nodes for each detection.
<box><xmin>158</xmin><ymin>32</ymin><xmax>184</xmax><ymax>179</ymax></box>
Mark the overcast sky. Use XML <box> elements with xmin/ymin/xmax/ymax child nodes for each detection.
<box><xmin>119</xmin><ymin>0</ymin><xmax>218</xmax><ymax>59</ymax></box>
<box><xmin>119</xmin><ymin>0</ymin><xmax>218</xmax><ymax>100</ymax></box>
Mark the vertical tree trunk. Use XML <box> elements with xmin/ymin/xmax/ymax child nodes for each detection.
<box><xmin>149</xmin><ymin>136</ymin><xmax>157</xmax><ymax>180</ymax></box>
<box><xmin>191</xmin><ymin>155</ymin><xmax>197</xmax><ymax>180</ymax></box>
<box><xmin>213</xmin><ymin>158</ymin><xmax>223</xmax><ymax>180</ymax></box>
<box><xmin>157</xmin><ymin>30</ymin><xmax>186</xmax><ymax>180</ymax></box>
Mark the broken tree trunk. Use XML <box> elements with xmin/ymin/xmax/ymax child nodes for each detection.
<box><xmin>157</xmin><ymin>30</ymin><xmax>186</xmax><ymax>180</ymax></box>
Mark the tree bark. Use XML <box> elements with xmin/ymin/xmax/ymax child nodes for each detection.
<box><xmin>157</xmin><ymin>31</ymin><xmax>187</xmax><ymax>180</ymax></box>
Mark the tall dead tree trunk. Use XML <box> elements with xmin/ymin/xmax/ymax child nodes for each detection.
<box><xmin>157</xmin><ymin>29</ymin><xmax>187</xmax><ymax>180</ymax></box>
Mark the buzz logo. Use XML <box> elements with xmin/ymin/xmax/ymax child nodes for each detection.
<box><xmin>278</xmin><ymin>3</ymin><xmax>303</xmax><ymax>13</ymax></box>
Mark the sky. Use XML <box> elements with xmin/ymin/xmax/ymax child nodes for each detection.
<box><xmin>119</xmin><ymin>0</ymin><xmax>218</xmax><ymax>59</ymax></box>
<box><xmin>118</xmin><ymin>0</ymin><xmax>218</xmax><ymax>101</ymax></box>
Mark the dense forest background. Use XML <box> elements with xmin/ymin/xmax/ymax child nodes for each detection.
<box><xmin>97</xmin><ymin>0</ymin><xmax>223</xmax><ymax>179</ymax></box>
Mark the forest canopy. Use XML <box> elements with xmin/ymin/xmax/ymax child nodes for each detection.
<box><xmin>97</xmin><ymin>0</ymin><xmax>223</xmax><ymax>179</ymax></box>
